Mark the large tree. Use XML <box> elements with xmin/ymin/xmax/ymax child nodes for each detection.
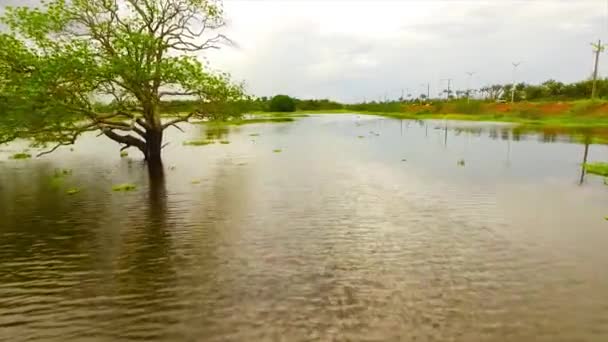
<box><xmin>0</xmin><ymin>0</ymin><xmax>244</xmax><ymax>168</ymax></box>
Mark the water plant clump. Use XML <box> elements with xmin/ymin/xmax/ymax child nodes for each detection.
<box><xmin>219</xmin><ymin>140</ymin><xmax>230</xmax><ymax>144</ymax></box>
<box><xmin>457</xmin><ymin>159</ymin><xmax>465</xmax><ymax>166</ymax></box>
<box><xmin>183</xmin><ymin>140</ymin><xmax>215</xmax><ymax>146</ymax></box>
<box><xmin>273</xmin><ymin>149</ymin><xmax>282</xmax><ymax>153</ymax></box>
<box><xmin>10</xmin><ymin>153</ymin><xmax>31</xmax><ymax>160</ymax></box>
<box><xmin>120</xmin><ymin>151</ymin><xmax>128</xmax><ymax>157</ymax></box>
<box><xmin>112</xmin><ymin>183</ymin><xmax>137</xmax><ymax>192</ymax></box>
<box><xmin>66</xmin><ymin>188</ymin><xmax>80</xmax><ymax>195</ymax></box>
<box><xmin>584</xmin><ymin>162</ymin><xmax>608</xmax><ymax>177</ymax></box>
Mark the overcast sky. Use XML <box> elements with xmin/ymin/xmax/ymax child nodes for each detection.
<box><xmin>1</xmin><ymin>0</ymin><xmax>607</xmax><ymax>102</ymax></box>
<box><xmin>206</xmin><ymin>0</ymin><xmax>608</xmax><ymax>102</ymax></box>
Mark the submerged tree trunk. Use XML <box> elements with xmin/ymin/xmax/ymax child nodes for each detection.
<box><xmin>145</xmin><ymin>127</ymin><xmax>163</xmax><ymax>170</ymax></box>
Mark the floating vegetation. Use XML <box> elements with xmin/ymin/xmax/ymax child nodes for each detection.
<box><xmin>70</xmin><ymin>148</ymin><xmax>74</xmax><ymax>152</ymax></box>
<box><xmin>54</xmin><ymin>168</ymin><xmax>72</xmax><ymax>177</ymax></box>
<box><xmin>112</xmin><ymin>183</ymin><xmax>137</xmax><ymax>192</ymax></box>
<box><xmin>183</xmin><ymin>140</ymin><xmax>215</xmax><ymax>146</ymax></box>
<box><xmin>66</xmin><ymin>188</ymin><xmax>80</xmax><ymax>195</ymax></box>
<box><xmin>120</xmin><ymin>151</ymin><xmax>128</xmax><ymax>157</ymax></box>
<box><xmin>273</xmin><ymin>149</ymin><xmax>282</xmax><ymax>153</ymax></box>
<box><xmin>358</xmin><ymin>136</ymin><xmax>365</xmax><ymax>139</ymax></box>
<box><xmin>219</xmin><ymin>140</ymin><xmax>230</xmax><ymax>144</ymax></box>
<box><xmin>584</xmin><ymin>162</ymin><xmax>608</xmax><ymax>177</ymax></box>
<box><xmin>10</xmin><ymin>153</ymin><xmax>31</xmax><ymax>160</ymax></box>
<box><xmin>249</xmin><ymin>133</ymin><xmax>260</xmax><ymax>137</ymax></box>
<box><xmin>191</xmin><ymin>180</ymin><xmax>201</xmax><ymax>184</ymax></box>
<box><xmin>457</xmin><ymin>159</ymin><xmax>465</xmax><ymax>166</ymax></box>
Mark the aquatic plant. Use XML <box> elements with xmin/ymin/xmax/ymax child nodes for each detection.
<box><xmin>112</xmin><ymin>183</ymin><xmax>137</xmax><ymax>192</ymax></box>
<box><xmin>457</xmin><ymin>159</ymin><xmax>466</xmax><ymax>166</ymax></box>
<box><xmin>273</xmin><ymin>149</ymin><xmax>282</xmax><ymax>153</ymax></box>
<box><xmin>66</xmin><ymin>188</ymin><xmax>80</xmax><ymax>195</ymax></box>
<box><xmin>249</xmin><ymin>133</ymin><xmax>260</xmax><ymax>137</ymax></box>
<box><xmin>183</xmin><ymin>140</ymin><xmax>215</xmax><ymax>146</ymax></box>
<box><xmin>219</xmin><ymin>140</ymin><xmax>230</xmax><ymax>144</ymax></box>
<box><xmin>120</xmin><ymin>151</ymin><xmax>128</xmax><ymax>157</ymax></box>
<box><xmin>10</xmin><ymin>153</ymin><xmax>31</xmax><ymax>160</ymax></box>
<box><xmin>584</xmin><ymin>162</ymin><xmax>608</xmax><ymax>176</ymax></box>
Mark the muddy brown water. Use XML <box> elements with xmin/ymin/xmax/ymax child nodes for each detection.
<box><xmin>1</xmin><ymin>115</ymin><xmax>607</xmax><ymax>341</ymax></box>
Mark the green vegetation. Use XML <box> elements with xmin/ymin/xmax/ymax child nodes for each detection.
<box><xmin>66</xmin><ymin>188</ymin><xmax>80</xmax><ymax>195</ymax></box>
<box><xmin>112</xmin><ymin>183</ymin><xmax>137</xmax><ymax>192</ymax></box>
<box><xmin>269</xmin><ymin>95</ymin><xmax>296</xmax><ymax>112</ymax></box>
<box><xmin>273</xmin><ymin>149</ymin><xmax>282</xmax><ymax>153</ymax></box>
<box><xmin>219</xmin><ymin>140</ymin><xmax>230</xmax><ymax>144</ymax></box>
<box><xmin>191</xmin><ymin>180</ymin><xmax>201</xmax><ymax>185</ymax></box>
<box><xmin>0</xmin><ymin>0</ymin><xmax>244</xmax><ymax>167</ymax></box>
<box><xmin>201</xmin><ymin>117</ymin><xmax>295</xmax><ymax>126</ymax></box>
<box><xmin>457</xmin><ymin>159</ymin><xmax>466</xmax><ymax>166</ymax></box>
<box><xmin>120</xmin><ymin>151</ymin><xmax>128</xmax><ymax>158</ymax></box>
<box><xmin>183</xmin><ymin>140</ymin><xmax>215</xmax><ymax>146</ymax></box>
<box><xmin>55</xmin><ymin>168</ymin><xmax>72</xmax><ymax>176</ymax></box>
<box><xmin>584</xmin><ymin>162</ymin><xmax>608</xmax><ymax>176</ymax></box>
<box><xmin>10</xmin><ymin>153</ymin><xmax>31</xmax><ymax>160</ymax></box>
<box><xmin>249</xmin><ymin>133</ymin><xmax>260</xmax><ymax>137</ymax></box>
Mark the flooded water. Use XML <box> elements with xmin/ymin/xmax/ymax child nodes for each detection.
<box><xmin>1</xmin><ymin>114</ymin><xmax>607</xmax><ymax>341</ymax></box>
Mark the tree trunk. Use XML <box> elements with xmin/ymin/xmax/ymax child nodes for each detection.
<box><xmin>145</xmin><ymin>127</ymin><xmax>163</xmax><ymax>170</ymax></box>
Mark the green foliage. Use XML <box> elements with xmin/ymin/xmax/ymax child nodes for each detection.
<box><xmin>273</xmin><ymin>149</ymin><xmax>282</xmax><ymax>153</ymax></box>
<box><xmin>120</xmin><ymin>151</ymin><xmax>128</xmax><ymax>158</ymax></box>
<box><xmin>584</xmin><ymin>162</ymin><xmax>608</xmax><ymax>176</ymax></box>
<box><xmin>0</xmin><ymin>0</ymin><xmax>245</xmax><ymax>160</ymax></box>
<box><xmin>219</xmin><ymin>140</ymin><xmax>230</xmax><ymax>144</ymax></box>
<box><xmin>112</xmin><ymin>183</ymin><xmax>137</xmax><ymax>192</ymax></box>
<box><xmin>269</xmin><ymin>95</ymin><xmax>296</xmax><ymax>112</ymax></box>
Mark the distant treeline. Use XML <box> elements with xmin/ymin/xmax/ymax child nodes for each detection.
<box><xmin>92</xmin><ymin>78</ymin><xmax>608</xmax><ymax>116</ymax></box>
<box><xmin>474</xmin><ymin>78</ymin><xmax>608</xmax><ymax>102</ymax></box>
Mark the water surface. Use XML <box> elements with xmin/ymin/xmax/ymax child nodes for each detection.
<box><xmin>1</xmin><ymin>114</ymin><xmax>607</xmax><ymax>341</ymax></box>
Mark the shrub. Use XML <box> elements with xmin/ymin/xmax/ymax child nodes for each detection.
<box><xmin>269</xmin><ymin>95</ymin><xmax>296</xmax><ymax>112</ymax></box>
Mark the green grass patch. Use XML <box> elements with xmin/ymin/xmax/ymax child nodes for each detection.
<box><xmin>10</xmin><ymin>153</ymin><xmax>31</xmax><ymax>160</ymax></box>
<box><xmin>203</xmin><ymin>117</ymin><xmax>295</xmax><ymax>127</ymax></box>
<box><xmin>584</xmin><ymin>162</ymin><xmax>608</xmax><ymax>176</ymax></box>
<box><xmin>183</xmin><ymin>140</ymin><xmax>215</xmax><ymax>146</ymax></box>
<box><xmin>112</xmin><ymin>183</ymin><xmax>137</xmax><ymax>192</ymax></box>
